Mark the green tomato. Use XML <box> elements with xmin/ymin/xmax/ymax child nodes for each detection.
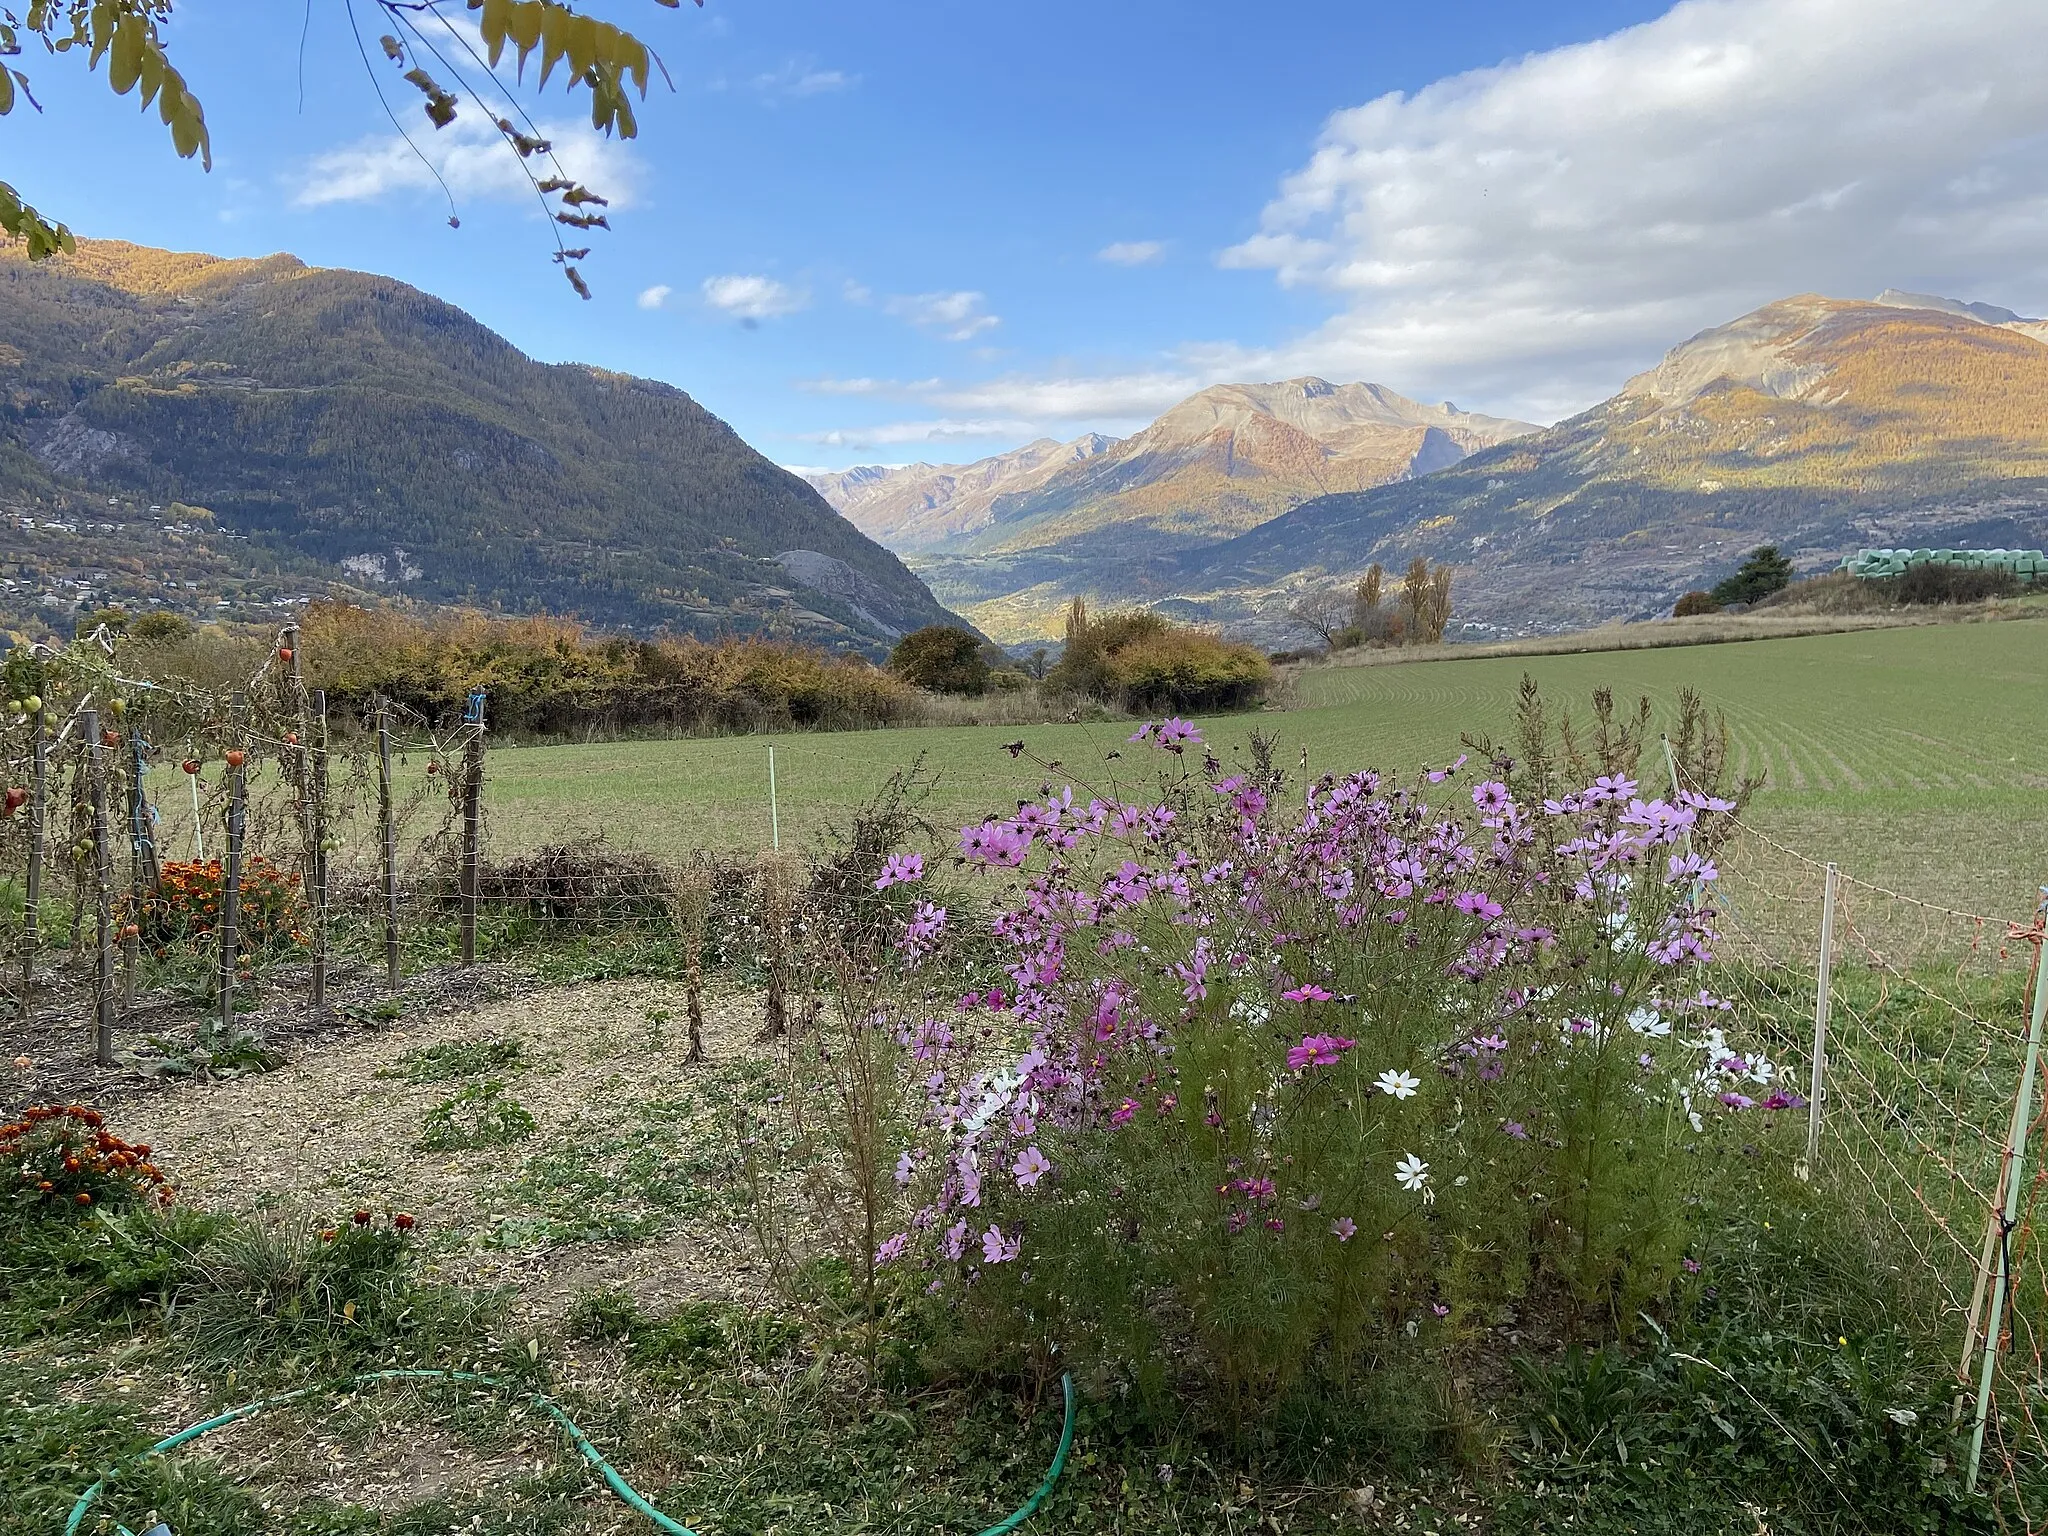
<box><xmin>22</xmin><ymin>695</ymin><xmax>41</xmax><ymax>713</ymax></box>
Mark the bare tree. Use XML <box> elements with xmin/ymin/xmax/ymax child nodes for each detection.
<box><xmin>1287</xmin><ymin>586</ymin><xmax>1353</xmax><ymax>649</ymax></box>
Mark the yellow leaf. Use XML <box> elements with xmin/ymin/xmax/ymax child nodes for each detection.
<box><xmin>536</xmin><ymin>2</ymin><xmax>567</xmax><ymax>89</ymax></box>
<box><xmin>614</xmin><ymin>34</ymin><xmax>648</xmax><ymax>95</ymax></box>
<box><xmin>478</xmin><ymin>0</ymin><xmax>512</xmax><ymax>67</ymax></box>
<box><xmin>564</xmin><ymin>12</ymin><xmax>598</xmax><ymax>81</ymax></box>
<box><xmin>0</xmin><ymin>69</ymin><xmax>13</xmax><ymax>115</ymax></box>
<box><xmin>342</xmin><ymin>1300</ymin><xmax>356</xmax><ymax>1321</ymax></box>
<box><xmin>137</xmin><ymin>44</ymin><xmax>163</xmax><ymax>110</ymax></box>
<box><xmin>509</xmin><ymin>1</ymin><xmax>544</xmax><ymax>76</ymax></box>
<box><xmin>108</xmin><ymin>18</ymin><xmax>143</xmax><ymax>95</ymax></box>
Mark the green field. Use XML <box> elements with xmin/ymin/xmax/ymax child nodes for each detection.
<box><xmin>477</xmin><ymin>620</ymin><xmax>2048</xmax><ymax>918</ymax></box>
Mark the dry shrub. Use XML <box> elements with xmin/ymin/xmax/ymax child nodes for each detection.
<box><xmin>468</xmin><ymin>836</ymin><xmax>673</xmax><ymax>926</ymax></box>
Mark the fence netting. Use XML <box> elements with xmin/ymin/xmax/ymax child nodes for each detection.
<box><xmin>1715</xmin><ymin>815</ymin><xmax>2047</xmax><ymax>1523</ymax></box>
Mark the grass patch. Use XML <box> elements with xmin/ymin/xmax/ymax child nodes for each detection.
<box><xmin>488</xmin><ymin>1062</ymin><xmax>769</xmax><ymax>1248</ymax></box>
<box><xmin>466</xmin><ymin>621</ymin><xmax>2048</xmax><ymax>916</ymax></box>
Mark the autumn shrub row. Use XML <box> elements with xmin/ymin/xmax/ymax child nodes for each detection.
<box><xmin>122</xmin><ymin>601</ymin><xmax>927</xmax><ymax>736</ymax></box>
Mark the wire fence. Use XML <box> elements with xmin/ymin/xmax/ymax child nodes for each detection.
<box><xmin>1713</xmin><ymin>814</ymin><xmax>2048</xmax><ymax>1520</ymax></box>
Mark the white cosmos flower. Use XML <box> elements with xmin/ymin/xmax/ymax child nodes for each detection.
<box><xmin>1394</xmin><ymin>1153</ymin><xmax>1430</xmax><ymax>1192</ymax></box>
<box><xmin>1375</xmin><ymin>1069</ymin><xmax>1421</xmax><ymax>1100</ymax></box>
<box><xmin>1627</xmin><ymin>1006</ymin><xmax>1671</xmax><ymax>1038</ymax></box>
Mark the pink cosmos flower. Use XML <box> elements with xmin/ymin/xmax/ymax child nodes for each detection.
<box><xmin>1331</xmin><ymin>1216</ymin><xmax>1357</xmax><ymax>1241</ymax></box>
<box><xmin>874</xmin><ymin>852</ymin><xmax>925</xmax><ymax>890</ymax></box>
<box><xmin>1110</xmin><ymin>1097</ymin><xmax>1139</xmax><ymax>1126</ymax></box>
<box><xmin>875</xmin><ymin>1234</ymin><xmax>908</xmax><ymax>1264</ymax></box>
<box><xmin>1012</xmin><ymin>1146</ymin><xmax>1051</xmax><ymax>1187</ymax></box>
<box><xmin>1287</xmin><ymin>1033</ymin><xmax>1357</xmax><ymax>1071</ymax></box>
<box><xmin>982</xmin><ymin>1225</ymin><xmax>1021</xmax><ymax>1264</ymax></box>
<box><xmin>1280</xmin><ymin>983</ymin><xmax>1334</xmax><ymax>1003</ymax></box>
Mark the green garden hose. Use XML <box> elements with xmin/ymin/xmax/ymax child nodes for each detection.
<box><xmin>63</xmin><ymin>1368</ymin><xmax>1076</xmax><ymax>1536</ymax></box>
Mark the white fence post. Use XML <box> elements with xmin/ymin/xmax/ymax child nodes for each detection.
<box><xmin>1801</xmin><ymin>862</ymin><xmax>1839</xmax><ymax>1179</ymax></box>
<box><xmin>768</xmin><ymin>745</ymin><xmax>781</xmax><ymax>851</ymax></box>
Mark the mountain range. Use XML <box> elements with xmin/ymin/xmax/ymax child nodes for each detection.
<box><xmin>814</xmin><ymin>294</ymin><xmax>2048</xmax><ymax>643</ymax></box>
<box><xmin>805</xmin><ymin>379</ymin><xmax>1537</xmax><ymax>638</ymax></box>
<box><xmin>1174</xmin><ymin>292</ymin><xmax>2048</xmax><ymax>639</ymax></box>
<box><xmin>0</xmin><ymin>239</ymin><xmax>961</xmax><ymax>651</ymax></box>
<box><xmin>8</xmin><ymin>237</ymin><xmax>2043</xmax><ymax>655</ymax></box>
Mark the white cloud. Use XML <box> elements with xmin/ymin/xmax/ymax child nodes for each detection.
<box><xmin>797</xmin><ymin>376</ymin><xmax>942</xmax><ymax>396</ymax></box>
<box><xmin>1098</xmin><ymin>240</ymin><xmax>1165</xmax><ymax>266</ymax></box>
<box><xmin>842</xmin><ymin>279</ymin><xmax>874</xmax><ymax>305</ymax></box>
<box><xmin>884</xmin><ymin>290</ymin><xmax>1001</xmax><ymax>341</ymax></box>
<box><xmin>1214</xmin><ymin>0</ymin><xmax>2048</xmax><ymax>420</ymax></box>
<box><xmin>637</xmin><ymin>284</ymin><xmax>673</xmax><ymax>310</ymax></box>
<box><xmin>701</xmin><ymin>274</ymin><xmax>810</xmax><ymax>322</ymax></box>
<box><xmin>925</xmin><ymin>371</ymin><xmax>1200</xmax><ymax>423</ymax></box>
<box><xmin>294</xmin><ymin>112</ymin><xmax>637</xmax><ymax>211</ymax></box>
<box><xmin>752</xmin><ymin>60</ymin><xmax>857</xmax><ymax>100</ymax></box>
<box><xmin>799</xmin><ymin>418</ymin><xmax>1040</xmax><ymax>449</ymax></box>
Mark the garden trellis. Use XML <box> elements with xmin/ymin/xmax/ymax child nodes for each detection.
<box><xmin>0</xmin><ymin>624</ymin><xmax>492</xmax><ymax>1069</ymax></box>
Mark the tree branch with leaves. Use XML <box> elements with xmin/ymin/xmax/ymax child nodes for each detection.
<box><xmin>0</xmin><ymin>0</ymin><xmax>691</xmax><ymax>294</ymax></box>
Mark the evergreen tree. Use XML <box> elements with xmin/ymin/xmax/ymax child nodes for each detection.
<box><xmin>1710</xmin><ymin>546</ymin><xmax>1795</xmax><ymax>606</ymax></box>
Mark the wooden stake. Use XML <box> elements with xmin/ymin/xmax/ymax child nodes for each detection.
<box><xmin>122</xmin><ymin>734</ymin><xmax>149</xmax><ymax>1020</ymax></box>
<box><xmin>310</xmin><ymin>688</ymin><xmax>330</xmax><ymax>1009</ymax></box>
<box><xmin>460</xmin><ymin>701</ymin><xmax>485</xmax><ymax>968</ymax></box>
<box><xmin>20</xmin><ymin>699</ymin><xmax>44</xmax><ymax>1017</ymax></box>
<box><xmin>377</xmin><ymin>699</ymin><xmax>400</xmax><ymax>990</ymax></box>
<box><xmin>84</xmin><ymin>708</ymin><xmax>116</xmax><ymax>1068</ymax></box>
<box><xmin>218</xmin><ymin>694</ymin><xmax>246</xmax><ymax>1044</ymax></box>
<box><xmin>283</xmin><ymin>627</ymin><xmax>324</xmax><ymax>1008</ymax></box>
<box><xmin>1962</xmin><ymin>906</ymin><xmax>2048</xmax><ymax>1383</ymax></box>
<box><xmin>1967</xmin><ymin>890</ymin><xmax>2048</xmax><ymax>1493</ymax></box>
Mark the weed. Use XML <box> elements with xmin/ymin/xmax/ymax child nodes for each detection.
<box><xmin>417</xmin><ymin>1081</ymin><xmax>536</xmax><ymax>1151</ymax></box>
<box><xmin>383</xmin><ymin>1035</ymin><xmax>524</xmax><ymax>1083</ymax></box>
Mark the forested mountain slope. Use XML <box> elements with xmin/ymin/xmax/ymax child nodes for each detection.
<box><xmin>0</xmin><ymin>240</ymin><xmax>961</xmax><ymax>649</ymax></box>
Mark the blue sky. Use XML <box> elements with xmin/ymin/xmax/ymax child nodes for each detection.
<box><xmin>9</xmin><ymin>0</ymin><xmax>2048</xmax><ymax>469</ymax></box>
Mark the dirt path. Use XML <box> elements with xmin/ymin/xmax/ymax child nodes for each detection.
<box><xmin>117</xmin><ymin>975</ymin><xmax>777</xmax><ymax>1324</ymax></box>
